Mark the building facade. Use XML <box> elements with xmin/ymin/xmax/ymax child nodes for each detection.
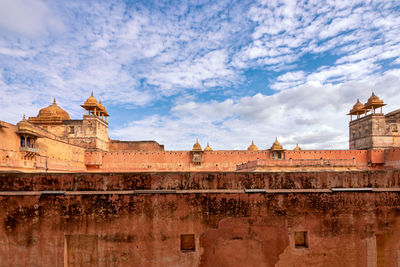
<box><xmin>1</xmin><ymin>92</ymin><xmax>400</xmax><ymax>172</ymax></box>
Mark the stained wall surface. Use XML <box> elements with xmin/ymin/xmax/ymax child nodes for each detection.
<box><xmin>1</xmin><ymin>171</ymin><xmax>400</xmax><ymax>267</ymax></box>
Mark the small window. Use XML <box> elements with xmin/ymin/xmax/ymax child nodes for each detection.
<box><xmin>295</xmin><ymin>231</ymin><xmax>308</xmax><ymax>248</ymax></box>
<box><xmin>69</xmin><ymin>126</ymin><xmax>75</xmax><ymax>134</ymax></box>
<box><xmin>181</xmin><ymin>234</ymin><xmax>195</xmax><ymax>252</ymax></box>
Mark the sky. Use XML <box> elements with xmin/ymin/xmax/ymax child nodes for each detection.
<box><xmin>1</xmin><ymin>0</ymin><xmax>400</xmax><ymax>150</ymax></box>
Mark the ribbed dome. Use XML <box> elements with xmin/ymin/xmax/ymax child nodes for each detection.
<box><xmin>192</xmin><ymin>139</ymin><xmax>202</xmax><ymax>151</ymax></box>
<box><xmin>98</xmin><ymin>100</ymin><xmax>109</xmax><ymax>116</ymax></box>
<box><xmin>204</xmin><ymin>142</ymin><xmax>213</xmax><ymax>151</ymax></box>
<box><xmin>348</xmin><ymin>99</ymin><xmax>365</xmax><ymax>115</ymax></box>
<box><xmin>270</xmin><ymin>137</ymin><xmax>284</xmax><ymax>151</ymax></box>
<box><xmin>36</xmin><ymin>98</ymin><xmax>70</xmax><ymax>120</ymax></box>
<box><xmin>247</xmin><ymin>140</ymin><xmax>258</xmax><ymax>151</ymax></box>
<box><xmin>364</xmin><ymin>92</ymin><xmax>385</xmax><ymax>110</ymax></box>
<box><xmin>83</xmin><ymin>92</ymin><xmax>99</xmax><ymax>106</ymax></box>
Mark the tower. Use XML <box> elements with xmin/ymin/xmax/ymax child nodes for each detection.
<box><xmin>348</xmin><ymin>93</ymin><xmax>396</xmax><ymax>150</ymax></box>
<box><xmin>78</xmin><ymin>92</ymin><xmax>110</xmax><ymax>151</ymax></box>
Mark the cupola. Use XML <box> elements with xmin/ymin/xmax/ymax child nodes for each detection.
<box><xmin>270</xmin><ymin>137</ymin><xmax>284</xmax><ymax>151</ymax></box>
<box><xmin>348</xmin><ymin>99</ymin><xmax>365</xmax><ymax>116</ymax></box>
<box><xmin>270</xmin><ymin>137</ymin><xmax>285</xmax><ymax>160</ymax></box>
<box><xmin>192</xmin><ymin>139</ymin><xmax>202</xmax><ymax>151</ymax></box>
<box><xmin>247</xmin><ymin>140</ymin><xmax>259</xmax><ymax>151</ymax></box>
<box><xmin>293</xmin><ymin>144</ymin><xmax>301</xmax><ymax>151</ymax></box>
<box><xmin>364</xmin><ymin>92</ymin><xmax>385</xmax><ymax>114</ymax></box>
<box><xmin>204</xmin><ymin>142</ymin><xmax>213</xmax><ymax>151</ymax></box>
<box><xmin>81</xmin><ymin>92</ymin><xmax>109</xmax><ymax>121</ymax></box>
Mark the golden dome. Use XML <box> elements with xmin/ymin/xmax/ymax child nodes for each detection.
<box><xmin>192</xmin><ymin>139</ymin><xmax>202</xmax><ymax>151</ymax></box>
<box><xmin>204</xmin><ymin>142</ymin><xmax>213</xmax><ymax>151</ymax></box>
<box><xmin>293</xmin><ymin>144</ymin><xmax>301</xmax><ymax>151</ymax></box>
<box><xmin>348</xmin><ymin>99</ymin><xmax>365</xmax><ymax>115</ymax></box>
<box><xmin>247</xmin><ymin>140</ymin><xmax>258</xmax><ymax>151</ymax></box>
<box><xmin>83</xmin><ymin>92</ymin><xmax>99</xmax><ymax>106</ymax></box>
<box><xmin>98</xmin><ymin>100</ymin><xmax>109</xmax><ymax>116</ymax></box>
<box><xmin>270</xmin><ymin>137</ymin><xmax>284</xmax><ymax>151</ymax></box>
<box><xmin>29</xmin><ymin>98</ymin><xmax>70</xmax><ymax>123</ymax></box>
<box><xmin>364</xmin><ymin>92</ymin><xmax>385</xmax><ymax>110</ymax></box>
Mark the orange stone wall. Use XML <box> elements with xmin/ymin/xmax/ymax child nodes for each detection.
<box><xmin>0</xmin><ymin>120</ymin><xmax>86</xmax><ymax>172</ymax></box>
<box><xmin>109</xmin><ymin>140</ymin><xmax>164</xmax><ymax>152</ymax></box>
<box><xmin>1</xmin><ymin>171</ymin><xmax>400</xmax><ymax>266</ymax></box>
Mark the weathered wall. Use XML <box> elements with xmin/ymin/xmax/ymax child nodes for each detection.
<box><xmin>99</xmin><ymin>150</ymin><xmax>373</xmax><ymax>172</ymax></box>
<box><xmin>0</xmin><ymin>121</ymin><xmax>86</xmax><ymax>172</ymax></box>
<box><xmin>1</xmin><ymin>171</ymin><xmax>400</xmax><ymax>266</ymax></box>
<box><xmin>109</xmin><ymin>141</ymin><xmax>164</xmax><ymax>152</ymax></box>
<box><xmin>349</xmin><ymin>111</ymin><xmax>400</xmax><ymax>150</ymax></box>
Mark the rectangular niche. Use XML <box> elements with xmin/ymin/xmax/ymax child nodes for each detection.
<box><xmin>65</xmin><ymin>235</ymin><xmax>98</xmax><ymax>267</ymax></box>
<box><xmin>180</xmin><ymin>234</ymin><xmax>195</xmax><ymax>252</ymax></box>
<box><xmin>294</xmin><ymin>231</ymin><xmax>308</xmax><ymax>248</ymax></box>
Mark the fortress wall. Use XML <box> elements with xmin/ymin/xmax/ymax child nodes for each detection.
<box><xmin>37</xmin><ymin>137</ymin><xmax>85</xmax><ymax>163</ymax></box>
<box><xmin>99</xmin><ymin>149</ymin><xmax>371</xmax><ymax>172</ymax></box>
<box><xmin>1</xmin><ymin>171</ymin><xmax>400</xmax><ymax>266</ymax></box>
<box><xmin>1</xmin><ymin>170</ymin><xmax>400</xmax><ymax>191</ymax></box>
<box><xmin>0</xmin><ymin>121</ymin><xmax>20</xmax><ymax>151</ymax></box>
<box><xmin>385</xmin><ymin>148</ymin><xmax>400</xmax><ymax>168</ymax></box>
<box><xmin>109</xmin><ymin>141</ymin><xmax>164</xmax><ymax>152</ymax></box>
<box><xmin>285</xmin><ymin>149</ymin><xmax>369</xmax><ymax>164</ymax></box>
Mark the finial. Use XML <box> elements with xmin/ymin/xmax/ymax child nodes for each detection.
<box><xmin>53</xmin><ymin>98</ymin><xmax>56</xmax><ymax>105</ymax></box>
<box><xmin>91</xmin><ymin>91</ymin><xmax>94</xmax><ymax>97</ymax></box>
<box><xmin>22</xmin><ymin>114</ymin><xmax>26</xmax><ymax>120</ymax></box>
<box><xmin>372</xmin><ymin>92</ymin><xmax>375</xmax><ymax>96</ymax></box>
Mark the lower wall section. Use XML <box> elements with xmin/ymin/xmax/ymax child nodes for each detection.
<box><xmin>1</xmin><ymin>192</ymin><xmax>400</xmax><ymax>267</ymax></box>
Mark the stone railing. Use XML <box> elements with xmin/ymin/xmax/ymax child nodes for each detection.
<box><xmin>20</xmin><ymin>146</ymin><xmax>39</xmax><ymax>153</ymax></box>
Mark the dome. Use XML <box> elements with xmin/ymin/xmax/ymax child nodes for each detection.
<box><xmin>204</xmin><ymin>142</ymin><xmax>213</xmax><ymax>151</ymax></box>
<box><xmin>364</xmin><ymin>92</ymin><xmax>385</xmax><ymax>110</ymax></box>
<box><xmin>29</xmin><ymin>98</ymin><xmax>70</xmax><ymax>123</ymax></box>
<box><xmin>192</xmin><ymin>139</ymin><xmax>202</xmax><ymax>151</ymax></box>
<box><xmin>293</xmin><ymin>144</ymin><xmax>301</xmax><ymax>151</ymax></box>
<box><xmin>98</xmin><ymin>100</ymin><xmax>109</xmax><ymax>116</ymax></box>
<box><xmin>270</xmin><ymin>137</ymin><xmax>284</xmax><ymax>151</ymax></box>
<box><xmin>83</xmin><ymin>92</ymin><xmax>99</xmax><ymax>106</ymax></box>
<box><xmin>247</xmin><ymin>140</ymin><xmax>258</xmax><ymax>151</ymax></box>
<box><xmin>348</xmin><ymin>99</ymin><xmax>365</xmax><ymax>115</ymax></box>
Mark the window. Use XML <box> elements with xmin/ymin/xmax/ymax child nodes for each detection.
<box><xmin>69</xmin><ymin>126</ymin><xmax>75</xmax><ymax>134</ymax></box>
<box><xmin>20</xmin><ymin>136</ymin><xmax>25</xmax><ymax>147</ymax></box>
<box><xmin>272</xmin><ymin>151</ymin><xmax>282</xmax><ymax>160</ymax></box>
<box><xmin>295</xmin><ymin>231</ymin><xmax>308</xmax><ymax>248</ymax></box>
<box><xmin>181</xmin><ymin>234</ymin><xmax>195</xmax><ymax>252</ymax></box>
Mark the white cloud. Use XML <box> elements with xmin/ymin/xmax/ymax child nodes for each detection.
<box><xmin>111</xmin><ymin>69</ymin><xmax>400</xmax><ymax>150</ymax></box>
<box><xmin>0</xmin><ymin>0</ymin><xmax>63</xmax><ymax>36</ymax></box>
<box><xmin>1</xmin><ymin>0</ymin><xmax>400</xmax><ymax>151</ymax></box>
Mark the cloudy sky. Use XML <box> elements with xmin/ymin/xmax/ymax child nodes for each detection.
<box><xmin>1</xmin><ymin>0</ymin><xmax>400</xmax><ymax>150</ymax></box>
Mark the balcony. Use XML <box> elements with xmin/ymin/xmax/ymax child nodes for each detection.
<box><xmin>20</xmin><ymin>147</ymin><xmax>39</xmax><ymax>153</ymax></box>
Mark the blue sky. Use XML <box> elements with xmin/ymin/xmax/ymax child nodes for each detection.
<box><xmin>1</xmin><ymin>0</ymin><xmax>400</xmax><ymax>150</ymax></box>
